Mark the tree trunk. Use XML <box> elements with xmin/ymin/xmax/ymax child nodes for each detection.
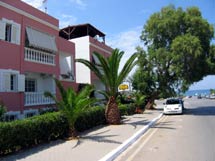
<box><xmin>105</xmin><ymin>96</ymin><xmax>121</xmax><ymax>124</ymax></box>
<box><xmin>145</xmin><ymin>97</ymin><xmax>155</xmax><ymax>110</ymax></box>
<box><xmin>67</xmin><ymin>127</ymin><xmax>78</xmax><ymax>139</ymax></box>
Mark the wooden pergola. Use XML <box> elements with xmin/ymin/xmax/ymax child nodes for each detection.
<box><xmin>59</xmin><ymin>23</ymin><xmax>106</xmax><ymax>43</ymax></box>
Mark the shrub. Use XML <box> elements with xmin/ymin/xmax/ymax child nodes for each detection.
<box><xmin>75</xmin><ymin>106</ymin><xmax>106</xmax><ymax>132</ymax></box>
<box><xmin>0</xmin><ymin>106</ymin><xmax>106</xmax><ymax>155</ymax></box>
<box><xmin>0</xmin><ymin>100</ymin><xmax>6</xmax><ymax>121</ymax></box>
<box><xmin>0</xmin><ymin>112</ymin><xmax>68</xmax><ymax>155</ymax></box>
<box><xmin>119</xmin><ymin>104</ymin><xmax>136</xmax><ymax>116</ymax></box>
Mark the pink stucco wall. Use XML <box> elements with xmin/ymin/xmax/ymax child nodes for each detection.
<box><xmin>89</xmin><ymin>37</ymin><xmax>113</xmax><ymax>82</ymax></box>
<box><xmin>0</xmin><ymin>93</ymin><xmax>22</xmax><ymax>111</ymax></box>
<box><xmin>0</xmin><ymin>0</ymin><xmax>78</xmax><ymax>113</ymax></box>
<box><xmin>1</xmin><ymin>0</ymin><xmax>59</xmax><ymax>27</ymax></box>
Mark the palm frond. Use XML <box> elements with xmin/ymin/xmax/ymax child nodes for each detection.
<box><xmin>75</xmin><ymin>58</ymin><xmax>104</xmax><ymax>82</ymax></box>
<box><xmin>118</xmin><ymin>53</ymin><xmax>139</xmax><ymax>85</ymax></box>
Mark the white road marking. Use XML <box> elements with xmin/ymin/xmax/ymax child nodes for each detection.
<box><xmin>122</xmin><ymin>116</ymin><xmax>168</xmax><ymax>161</ymax></box>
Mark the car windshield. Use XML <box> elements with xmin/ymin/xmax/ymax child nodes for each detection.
<box><xmin>166</xmin><ymin>99</ymin><xmax>180</xmax><ymax>105</ymax></box>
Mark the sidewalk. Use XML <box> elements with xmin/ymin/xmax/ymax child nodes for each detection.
<box><xmin>1</xmin><ymin>110</ymin><xmax>163</xmax><ymax>161</ymax></box>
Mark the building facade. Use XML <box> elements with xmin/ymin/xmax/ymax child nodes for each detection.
<box><xmin>59</xmin><ymin>24</ymin><xmax>113</xmax><ymax>98</ymax></box>
<box><xmin>0</xmin><ymin>0</ymin><xmax>77</xmax><ymax>119</ymax></box>
<box><xmin>0</xmin><ymin>0</ymin><xmax>113</xmax><ymax>120</ymax></box>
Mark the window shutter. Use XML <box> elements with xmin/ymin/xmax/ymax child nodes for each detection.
<box><xmin>16</xmin><ymin>23</ymin><xmax>21</xmax><ymax>44</ymax></box>
<box><xmin>3</xmin><ymin>72</ymin><xmax>11</xmax><ymax>92</ymax></box>
<box><xmin>0</xmin><ymin>20</ymin><xmax>6</xmax><ymax>40</ymax></box>
<box><xmin>11</xmin><ymin>23</ymin><xmax>21</xmax><ymax>45</ymax></box>
<box><xmin>18</xmin><ymin>74</ymin><xmax>25</xmax><ymax>92</ymax></box>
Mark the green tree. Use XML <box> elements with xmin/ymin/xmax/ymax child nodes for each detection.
<box><xmin>210</xmin><ymin>89</ymin><xmax>215</xmax><ymax>95</ymax></box>
<box><xmin>76</xmin><ymin>48</ymin><xmax>138</xmax><ymax>124</ymax></box>
<box><xmin>133</xmin><ymin>92</ymin><xmax>146</xmax><ymax>113</ymax></box>
<box><xmin>132</xmin><ymin>5</ymin><xmax>215</xmax><ymax>109</ymax></box>
<box><xmin>44</xmin><ymin>79</ymin><xmax>96</xmax><ymax>138</ymax></box>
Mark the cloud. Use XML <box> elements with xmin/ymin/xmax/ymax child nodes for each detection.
<box><xmin>21</xmin><ymin>0</ymin><xmax>44</xmax><ymax>10</ymax></box>
<box><xmin>69</xmin><ymin>0</ymin><xmax>87</xmax><ymax>10</ymax></box>
<box><xmin>59</xmin><ymin>14</ymin><xmax>77</xmax><ymax>28</ymax></box>
<box><xmin>107</xmin><ymin>26</ymin><xmax>145</xmax><ymax>74</ymax></box>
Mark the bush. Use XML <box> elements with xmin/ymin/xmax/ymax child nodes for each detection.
<box><xmin>0</xmin><ymin>104</ymin><xmax>136</xmax><ymax>155</ymax></box>
<box><xmin>0</xmin><ymin>100</ymin><xmax>6</xmax><ymax>121</ymax></box>
<box><xmin>0</xmin><ymin>112</ymin><xmax>68</xmax><ymax>155</ymax></box>
<box><xmin>75</xmin><ymin>106</ymin><xmax>106</xmax><ymax>132</ymax></box>
<box><xmin>0</xmin><ymin>106</ymin><xmax>106</xmax><ymax>155</ymax></box>
<box><xmin>119</xmin><ymin>104</ymin><xmax>136</xmax><ymax>116</ymax></box>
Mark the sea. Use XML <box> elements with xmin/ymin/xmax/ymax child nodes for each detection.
<box><xmin>184</xmin><ymin>89</ymin><xmax>211</xmax><ymax>96</ymax></box>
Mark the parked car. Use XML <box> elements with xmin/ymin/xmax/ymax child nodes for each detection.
<box><xmin>197</xmin><ymin>95</ymin><xmax>202</xmax><ymax>99</ymax></box>
<box><xmin>163</xmin><ymin>98</ymin><xmax>183</xmax><ymax>114</ymax></box>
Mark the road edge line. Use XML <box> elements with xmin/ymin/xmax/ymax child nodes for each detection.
<box><xmin>99</xmin><ymin>112</ymin><xmax>163</xmax><ymax>161</ymax></box>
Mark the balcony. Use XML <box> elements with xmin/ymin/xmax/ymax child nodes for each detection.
<box><xmin>24</xmin><ymin>47</ymin><xmax>55</xmax><ymax>65</ymax></box>
<box><xmin>25</xmin><ymin>92</ymin><xmax>55</xmax><ymax>106</ymax></box>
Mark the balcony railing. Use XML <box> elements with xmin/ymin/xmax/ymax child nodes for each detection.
<box><xmin>25</xmin><ymin>92</ymin><xmax>55</xmax><ymax>106</ymax></box>
<box><xmin>24</xmin><ymin>47</ymin><xmax>55</xmax><ymax>65</ymax></box>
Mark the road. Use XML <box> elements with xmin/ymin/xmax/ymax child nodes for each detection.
<box><xmin>115</xmin><ymin>97</ymin><xmax>215</xmax><ymax>161</ymax></box>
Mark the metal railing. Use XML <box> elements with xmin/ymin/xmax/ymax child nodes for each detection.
<box><xmin>24</xmin><ymin>92</ymin><xmax>55</xmax><ymax>106</ymax></box>
<box><xmin>24</xmin><ymin>47</ymin><xmax>55</xmax><ymax>65</ymax></box>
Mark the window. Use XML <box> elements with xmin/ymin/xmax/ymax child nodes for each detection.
<box><xmin>5</xmin><ymin>114</ymin><xmax>18</xmax><ymax>121</ymax></box>
<box><xmin>0</xmin><ymin>18</ymin><xmax>21</xmax><ymax>45</ymax></box>
<box><xmin>25</xmin><ymin>78</ymin><xmax>36</xmax><ymax>92</ymax></box>
<box><xmin>10</xmin><ymin>74</ymin><xmax>16</xmax><ymax>91</ymax></box>
<box><xmin>59</xmin><ymin>52</ymin><xmax>75</xmax><ymax>81</ymax></box>
<box><xmin>25</xmin><ymin>112</ymin><xmax>36</xmax><ymax>118</ymax></box>
<box><xmin>0</xmin><ymin>70</ymin><xmax>25</xmax><ymax>92</ymax></box>
<box><xmin>5</xmin><ymin>24</ymin><xmax>12</xmax><ymax>42</ymax></box>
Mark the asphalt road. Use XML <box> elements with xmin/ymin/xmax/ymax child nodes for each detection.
<box><xmin>115</xmin><ymin>97</ymin><xmax>215</xmax><ymax>161</ymax></box>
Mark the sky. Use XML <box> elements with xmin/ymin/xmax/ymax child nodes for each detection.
<box><xmin>21</xmin><ymin>0</ymin><xmax>215</xmax><ymax>90</ymax></box>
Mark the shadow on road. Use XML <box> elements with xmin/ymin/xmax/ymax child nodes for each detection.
<box><xmin>1</xmin><ymin>140</ymin><xmax>67</xmax><ymax>161</ymax></box>
<box><xmin>184</xmin><ymin>106</ymin><xmax>215</xmax><ymax>116</ymax></box>
<box><xmin>152</xmin><ymin>120</ymin><xmax>176</xmax><ymax>130</ymax></box>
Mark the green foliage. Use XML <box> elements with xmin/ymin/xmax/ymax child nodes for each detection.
<box><xmin>210</xmin><ymin>89</ymin><xmax>215</xmax><ymax>95</ymax></box>
<box><xmin>118</xmin><ymin>104</ymin><xmax>136</xmax><ymax>116</ymax></box>
<box><xmin>0</xmin><ymin>100</ymin><xmax>6</xmax><ymax>121</ymax></box>
<box><xmin>133</xmin><ymin>92</ymin><xmax>146</xmax><ymax>108</ymax></box>
<box><xmin>76</xmin><ymin>48</ymin><xmax>138</xmax><ymax>124</ymax></box>
<box><xmin>44</xmin><ymin>79</ymin><xmax>96</xmax><ymax>135</ymax></box>
<box><xmin>75</xmin><ymin>106</ymin><xmax>106</xmax><ymax>132</ymax></box>
<box><xmin>0</xmin><ymin>112</ymin><xmax>68</xmax><ymax>155</ymax></box>
<box><xmin>76</xmin><ymin>48</ymin><xmax>139</xmax><ymax>99</ymax></box>
<box><xmin>133</xmin><ymin>5</ymin><xmax>215</xmax><ymax>100</ymax></box>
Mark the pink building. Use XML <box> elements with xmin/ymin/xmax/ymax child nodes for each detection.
<box><xmin>0</xmin><ymin>0</ymin><xmax>112</xmax><ymax>120</ymax></box>
<box><xmin>60</xmin><ymin>24</ymin><xmax>113</xmax><ymax>98</ymax></box>
<box><xmin>0</xmin><ymin>0</ymin><xmax>77</xmax><ymax>119</ymax></box>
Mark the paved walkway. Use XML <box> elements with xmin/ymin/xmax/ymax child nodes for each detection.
<box><xmin>1</xmin><ymin>109</ymin><xmax>163</xmax><ymax>161</ymax></box>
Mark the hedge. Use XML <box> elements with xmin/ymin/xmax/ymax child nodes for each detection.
<box><xmin>75</xmin><ymin>106</ymin><xmax>106</xmax><ymax>132</ymax></box>
<box><xmin>0</xmin><ymin>112</ymin><xmax>68</xmax><ymax>155</ymax></box>
<box><xmin>119</xmin><ymin>103</ymin><xmax>136</xmax><ymax>116</ymax></box>
<box><xmin>0</xmin><ymin>104</ymin><xmax>135</xmax><ymax>155</ymax></box>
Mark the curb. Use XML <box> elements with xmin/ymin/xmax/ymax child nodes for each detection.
<box><xmin>99</xmin><ymin>113</ymin><xmax>163</xmax><ymax>161</ymax></box>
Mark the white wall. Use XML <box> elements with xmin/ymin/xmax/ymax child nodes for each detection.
<box><xmin>93</xmin><ymin>80</ymin><xmax>106</xmax><ymax>99</ymax></box>
<box><xmin>59</xmin><ymin>52</ymin><xmax>72</xmax><ymax>74</ymax></box>
<box><xmin>70</xmin><ymin>36</ymin><xmax>91</xmax><ymax>84</ymax></box>
<box><xmin>25</xmin><ymin>73</ymin><xmax>55</xmax><ymax>93</ymax></box>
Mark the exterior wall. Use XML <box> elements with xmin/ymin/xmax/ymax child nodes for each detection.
<box><xmin>0</xmin><ymin>0</ymin><xmax>77</xmax><ymax>118</ymax></box>
<box><xmin>0</xmin><ymin>93</ymin><xmax>22</xmax><ymax>111</ymax></box>
<box><xmin>0</xmin><ymin>0</ymin><xmax>58</xmax><ymax>30</ymax></box>
<box><xmin>70</xmin><ymin>36</ymin><xmax>91</xmax><ymax>84</ymax></box>
<box><xmin>89</xmin><ymin>36</ymin><xmax>112</xmax><ymax>86</ymax></box>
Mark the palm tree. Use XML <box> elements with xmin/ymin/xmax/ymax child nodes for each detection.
<box><xmin>76</xmin><ymin>48</ymin><xmax>138</xmax><ymax>124</ymax></box>
<box><xmin>133</xmin><ymin>92</ymin><xmax>146</xmax><ymax>113</ymax></box>
<box><xmin>44</xmin><ymin>79</ymin><xmax>96</xmax><ymax>138</ymax></box>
